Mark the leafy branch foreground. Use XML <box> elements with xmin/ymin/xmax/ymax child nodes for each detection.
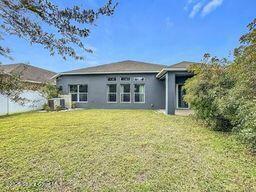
<box><xmin>0</xmin><ymin>0</ymin><xmax>117</xmax><ymax>60</ymax></box>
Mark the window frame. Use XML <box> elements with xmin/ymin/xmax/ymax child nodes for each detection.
<box><xmin>176</xmin><ymin>84</ymin><xmax>189</xmax><ymax>109</ymax></box>
<box><xmin>69</xmin><ymin>84</ymin><xmax>88</xmax><ymax>103</ymax></box>
<box><xmin>107</xmin><ymin>84</ymin><xmax>117</xmax><ymax>103</ymax></box>
<box><xmin>134</xmin><ymin>77</ymin><xmax>145</xmax><ymax>82</ymax></box>
<box><xmin>120</xmin><ymin>84</ymin><xmax>131</xmax><ymax>103</ymax></box>
<box><xmin>107</xmin><ymin>77</ymin><xmax>117</xmax><ymax>82</ymax></box>
<box><xmin>120</xmin><ymin>76</ymin><xmax>131</xmax><ymax>82</ymax></box>
<box><xmin>134</xmin><ymin>84</ymin><xmax>145</xmax><ymax>103</ymax></box>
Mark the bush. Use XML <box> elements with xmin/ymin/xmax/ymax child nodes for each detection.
<box><xmin>184</xmin><ymin>56</ymin><xmax>234</xmax><ymax>131</ymax></box>
<box><xmin>55</xmin><ymin>105</ymin><xmax>62</xmax><ymax>112</ymax></box>
<box><xmin>42</xmin><ymin>103</ymin><xmax>51</xmax><ymax>112</ymax></box>
<box><xmin>184</xmin><ymin>18</ymin><xmax>256</xmax><ymax>151</ymax></box>
<box><xmin>71</xmin><ymin>102</ymin><xmax>76</xmax><ymax>109</ymax></box>
<box><xmin>41</xmin><ymin>83</ymin><xmax>59</xmax><ymax>99</ymax></box>
<box><xmin>235</xmin><ymin>101</ymin><xmax>256</xmax><ymax>152</ymax></box>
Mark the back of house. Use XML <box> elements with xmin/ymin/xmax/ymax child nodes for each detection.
<box><xmin>55</xmin><ymin>60</ymin><xmax>198</xmax><ymax>114</ymax></box>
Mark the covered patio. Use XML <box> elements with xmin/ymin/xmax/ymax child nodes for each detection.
<box><xmin>156</xmin><ymin>64</ymin><xmax>194</xmax><ymax>115</ymax></box>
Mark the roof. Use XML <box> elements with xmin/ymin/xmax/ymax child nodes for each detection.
<box><xmin>0</xmin><ymin>63</ymin><xmax>56</xmax><ymax>83</ymax></box>
<box><xmin>156</xmin><ymin>61</ymin><xmax>200</xmax><ymax>78</ymax></box>
<box><xmin>53</xmin><ymin>60</ymin><xmax>199</xmax><ymax>79</ymax></box>
<box><xmin>168</xmin><ymin>61</ymin><xmax>199</xmax><ymax>69</ymax></box>
<box><xmin>55</xmin><ymin>60</ymin><xmax>167</xmax><ymax>77</ymax></box>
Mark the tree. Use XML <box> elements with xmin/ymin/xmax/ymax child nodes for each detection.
<box><xmin>41</xmin><ymin>83</ymin><xmax>59</xmax><ymax>99</ymax></box>
<box><xmin>228</xmin><ymin>18</ymin><xmax>256</xmax><ymax>151</ymax></box>
<box><xmin>0</xmin><ymin>70</ymin><xmax>25</xmax><ymax>102</ymax></box>
<box><xmin>183</xmin><ymin>55</ymin><xmax>234</xmax><ymax>131</ymax></box>
<box><xmin>0</xmin><ymin>0</ymin><xmax>117</xmax><ymax>101</ymax></box>
<box><xmin>184</xmin><ymin>18</ymin><xmax>256</xmax><ymax>151</ymax></box>
<box><xmin>0</xmin><ymin>0</ymin><xmax>117</xmax><ymax>60</ymax></box>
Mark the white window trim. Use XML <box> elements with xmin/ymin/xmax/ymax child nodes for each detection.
<box><xmin>120</xmin><ymin>76</ymin><xmax>131</xmax><ymax>82</ymax></box>
<box><xmin>134</xmin><ymin>84</ymin><xmax>145</xmax><ymax>103</ymax></box>
<box><xmin>134</xmin><ymin>77</ymin><xmax>145</xmax><ymax>81</ymax></box>
<box><xmin>107</xmin><ymin>77</ymin><xmax>117</xmax><ymax>82</ymax></box>
<box><xmin>107</xmin><ymin>84</ymin><xmax>117</xmax><ymax>103</ymax></box>
<box><xmin>120</xmin><ymin>93</ymin><xmax>131</xmax><ymax>103</ymax></box>
<box><xmin>120</xmin><ymin>84</ymin><xmax>131</xmax><ymax>103</ymax></box>
<box><xmin>176</xmin><ymin>84</ymin><xmax>189</xmax><ymax>109</ymax></box>
<box><xmin>69</xmin><ymin>84</ymin><xmax>88</xmax><ymax>103</ymax></box>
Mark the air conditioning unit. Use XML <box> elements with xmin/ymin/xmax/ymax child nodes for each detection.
<box><xmin>48</xmin><ymin>98</ymin><xmax>65</xmax><ymax>110</ymax></box>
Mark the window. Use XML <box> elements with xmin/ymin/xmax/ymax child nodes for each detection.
<box><xmin>58</xmin><ymin>86</ymin><xmax>63</xmax><ymax>94</ymax></box>
<box><xmin>120</xmin><ymin>77</ymin><xmax>130</xmax><ymax>81</ymax></box>
<box><xmin>69</xmin><ymin>84</ymin><xmax>88</xmax><ymax>102</ymax></box>
<box><xmin>134</xmin><ymin>77</ymin><xmax>145</xmax><ymax>81</ymax></box>
<box><xmin>134</xmin><ymin>84</ymin><xmax>145</xmax><ymax>103</ymax></box>
<box><xmin>107</xmin><ymin>77</ymin><xmax>116</xmax><ymax>81</ymax></box>
<box><xmin>120</xmin><ymin>84</ymin><xmax>131</xmax><ymax>103</ymax></box>
<box><xmin>107</xmin><ymin>84</ymin><xmax>117</xmax><ymax>103</ymax></box>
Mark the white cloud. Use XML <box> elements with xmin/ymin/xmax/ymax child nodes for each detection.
<box><xmin>201</xmin><ymin>0</ymin><xmax>223</xmax><ymax>16</ymax></box>
<box><xmin>189</xmin><ymin>2</ymin><xmax>203</xmax><ymax>18</ymax></box>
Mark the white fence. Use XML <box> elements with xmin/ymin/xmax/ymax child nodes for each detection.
<box><xmin>0</xmin><ymin>91</ymin><xmax>46</xmax><ymax>116</ymax></box>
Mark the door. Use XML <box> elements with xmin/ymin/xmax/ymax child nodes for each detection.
<box><xmin>177</xmin><ymin>84</ymin><xmax>189</xmax><ymax>109</ymax></box>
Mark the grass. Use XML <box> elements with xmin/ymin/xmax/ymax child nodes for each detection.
<box><xmin>0</xmin><ymin>110</ymin><xmax>255</xmax><ymax>191</ymax></box>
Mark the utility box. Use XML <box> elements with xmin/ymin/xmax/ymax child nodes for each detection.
<box><xmin>59</xmin><ymin>95</ymin><xmax>72</xmax><ymax>109</ymax></box>
<box><xmin>48</xmin><ymin>98</ymin><xmax>65</xmax><ymax>110</ymax></box>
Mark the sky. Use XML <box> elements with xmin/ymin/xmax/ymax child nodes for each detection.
<box><xmin>1</xmin><ymin>0</ymin><xmax>255</xmax><ymax>72</ymax></box>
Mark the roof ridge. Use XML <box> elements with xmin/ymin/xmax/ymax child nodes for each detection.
<box><xmin>61</xmin><ymin>60</ymin><xmax>166</xmax><ymax>74</ymax></box>
<box><xmin>2</xmin><ymin>63</ymin><xmax>56</xmax><ymax>74</ymax></box>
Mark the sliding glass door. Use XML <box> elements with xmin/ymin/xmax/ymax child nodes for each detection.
<box><xmin>177</xmin><ymin>84</ymin><xmax>189</xmax><ymax>109</ymax></box>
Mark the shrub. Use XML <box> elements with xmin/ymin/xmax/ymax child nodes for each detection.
<box><xmin>71</xmin><ymin>102</ymin><xmax>76</xmax><ymax>109</ymax></box>
<box><xmin>184</xmin><ymin>56</ymin><xmax>234</xmax><ymax>131</ymax></box>
<box><xmin>184</xmin><ymin>18</ymin><xmax>256</xmax><ymax>151</ymax></box>
<box><xmin>41</xmin><ymin>83</ymin><xmax>59</xmax><ymax>99</ymax></box>
<box><xmin>42</xmin><ymin>103</ymin><xmax>51</xmax><ymax>112</ymax></box>
<box><xmin>55</xmin><ymin>105</ymin><xmax>62</xmax><ymax>112</ymax></box>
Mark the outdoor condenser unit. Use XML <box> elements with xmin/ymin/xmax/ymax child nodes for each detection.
<box><xmin>48</xmin><ymin>98</ymin><xmax>65</xmax><ymax>110</ymax></box>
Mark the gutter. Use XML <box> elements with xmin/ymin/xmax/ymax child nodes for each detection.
<box><xmin>52</xmin><ymin>70</ymin><xmax>161</xmax><ymax>79</ymax></box>
<box><xmin>156</xmin><ymin>68</ymin><xmax>188</xmax><ymax>79</ymax></box>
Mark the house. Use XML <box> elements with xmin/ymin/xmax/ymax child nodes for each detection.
<box><xmin>1</xmin><ymin>63</ymin><xmax>56</xmax><ymax>84</ymax></box>
<box><xmin>55</xmin><ymin>60</ymin><xmax>197</xmax><ymax>115</ymax></box>
<box><xmin>0</xmin><ymin>63</ymin><xmax>56</xmax><ymax>115</ymax></box>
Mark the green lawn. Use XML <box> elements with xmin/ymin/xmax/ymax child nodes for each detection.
<box><xmin>0</xmin><ymin>110</ymin><xmax>255</xmax><ymax>191</ymax></box>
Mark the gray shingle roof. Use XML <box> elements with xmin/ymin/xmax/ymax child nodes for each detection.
<box><xmin>155</xmin><ymin>61</ymin><xmax>200</xmax><ymax>78</ymax></box>
<box><xmin>0</xmin><ymin>63</ymin><xmax>56</xmax><ymax>83</ymax></box>
<box><xmin>168</xmin><ymin>61</ymin><xmax>199</xmax><ymax>69</ymax></box>
<box><xmin>61</xmin><ymin>60</ymin><xmax>167</xmax><ymax>74</ymax></box>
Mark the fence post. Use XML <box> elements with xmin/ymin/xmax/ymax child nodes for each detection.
<box><xmin>6</xmin><ymin>97</ymin><xmax>9</xmax><ymax>115</ymax></box>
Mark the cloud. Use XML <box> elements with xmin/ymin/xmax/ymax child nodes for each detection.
<box><xmin>189</xmin><ymin>2</ymin><xmax>203</xmax><ymax>18</ymax></box>
<box><xmin>201</xmin><ymin>0</ymin><xmax>223</xmax><ymax>16</ymax></box>
<box><xmin>184</xmin><ymin>0</ymin><xmax>195</xmax><ymax>11</ymax></box>
<box><xmin>165</xmin><ymin>17</ymin><xmax>174</xmax><ymax>28</ymax></box>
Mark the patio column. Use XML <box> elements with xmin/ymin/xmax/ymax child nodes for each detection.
<box><xmin>165</xmin><ymin>72</ymin><xmax>176</xmax><ymax>115</ymax></box>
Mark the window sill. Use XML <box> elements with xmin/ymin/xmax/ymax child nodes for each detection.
<box><xmin>76</xmin><ymin>101</ymin><xmax>88</xmax><ymax>103</ymax></box>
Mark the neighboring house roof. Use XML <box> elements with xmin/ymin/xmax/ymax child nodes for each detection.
<box><xmin>156</xmin><ymin>61</ymin><xmax>199</xmax><ymax>78</ymax></box>
<box><xmin>0</xmin><ymin>63</ymin><xmax>56</xmax><ymax>83</ymax></box>
<box><xmin>54</xmin><ymin>60</ymin><xmax>167</xmax><ymax>78</ymax></box>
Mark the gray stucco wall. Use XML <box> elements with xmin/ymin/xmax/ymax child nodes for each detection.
<box><xmin>56</xmin><ymin>73</ymin><xmax>165</xmax><ymax>109</ymax></box>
